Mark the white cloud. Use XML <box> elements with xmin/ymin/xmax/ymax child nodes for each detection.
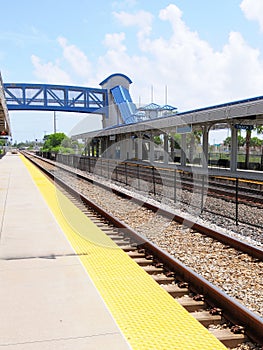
<box><xmin>240</xmin><ymin>0</ymin><xmax>263</xmax><ymax>31</ymax></box>
<box><xmin>31</xmin><ymin>55</ymin><xmax>72</xmax><ymax>84</ymax></box>
<box><xmin>220</xmin><ymin>31</ymin><xmax>263</xmax><ymax>96</ymax></box>
<box><xmin>31</xmin><ymin>37</ymin><xmax>93</xmax><ymax>85</ymax></box>
<box><xmin>123</xmin><ymin>3</ymin><xmax>263</xmax><ymax>109</ymax></box>
<box><xmin>57</xmin><ymin>37</ymin><xmax>92</xmax><ymax>79</ymax></box>
<box><xmin>113</xmin><ymin>9</ymin><xmax>153</xmax><ymax>30</ymax></box>
<box><xmin>113</xmin><ymin>9</ymin><xmax>153</xmax><ymax>43</ymax></box>
<box><xmin>103</xmin><ymin>32</ymin><xmax>126</xmax><ymax>51</ymax></box>
<box><xmin>31</xmin><ymin>3</ymin><xmax>263</xmax><ymax>113</ymax></box>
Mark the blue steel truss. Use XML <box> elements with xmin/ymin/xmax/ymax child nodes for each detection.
<box><xmin>3</xmin><ymin>83</ymin><xmax>108</xmax><ymax>115</ymax></box>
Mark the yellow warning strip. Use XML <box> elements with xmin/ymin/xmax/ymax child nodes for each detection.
<box><xmin>21</xmin><ymin>155</ymin><xmax>226</xmax><ymax>350</ymax></box>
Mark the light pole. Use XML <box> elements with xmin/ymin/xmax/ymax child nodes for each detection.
<box><xmin>53</xmin><ymin>111</ymin><xmax>57</xmax><ymax>134</ymax></box>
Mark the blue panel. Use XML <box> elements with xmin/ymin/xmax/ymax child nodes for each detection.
<box><xmin>122</xmin><ymin>86</ymin><xmax>133</xmax><ymax>102</ymax></box>
<box><xmin>111</xmin><ymin>86</ymin><xmax>123</xmax><ymax>104</ymax></box>
<box><xmin>118</xmin><ymin>102</ymin><xmax>136</xmax><ymax>123</ymax></box>
<box><xmin>111</xmin><ymin>85</ymin><xmax>136</xmax><ymax>124</ymax></box>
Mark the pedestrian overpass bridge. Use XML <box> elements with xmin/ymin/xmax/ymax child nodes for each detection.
<box><xmin>1</xmin><ymin>73</ymin><xmax>142</xmax><ymax>136</ymax></box>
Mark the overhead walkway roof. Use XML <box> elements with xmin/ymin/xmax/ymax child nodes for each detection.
<box><xmin>0</xmin><ymin>72</ymin><xmax>11</xmax><ymax>135</ymax></box>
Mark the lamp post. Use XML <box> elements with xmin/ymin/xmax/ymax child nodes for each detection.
<box><xmin>53</xmin><ymin>111</ymin><xmax>57</xmax><ymax>134</ymax></box>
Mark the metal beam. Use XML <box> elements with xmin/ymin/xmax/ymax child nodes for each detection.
<box><xmin>0</xmin><ymin>73</ymin><xmax>11</xmax><ymax>135</ymax></box>
<box><xmin>3</xmin><ymin>83</ymin><xmax>108</xmax><ymax>115</ymax></box>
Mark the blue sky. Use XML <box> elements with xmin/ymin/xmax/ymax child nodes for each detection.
<box><xmin>1</xmin><ymin>0</ymin><xmax>263</xmax><ymax>143</ymax></box>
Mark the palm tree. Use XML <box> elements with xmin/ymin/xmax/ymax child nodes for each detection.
<box><xmin>245</xmin><ymin>126</ymin><xmax>263</xmax><ymax>169</ymax></box>
<box><xmin>245</xmin><ymin>129</ymin><xmax>252</xmax><ymax>169</ymax></box>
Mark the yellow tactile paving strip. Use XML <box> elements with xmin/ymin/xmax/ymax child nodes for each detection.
<box><xmin>21</xmin><ymin>155</ymin><xmax>227</xmax><ymax>350</ymax></box>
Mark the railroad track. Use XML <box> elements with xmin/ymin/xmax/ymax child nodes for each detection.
<box><xmin>25</xmin><ymin>152</ymin><xmax>263</xmax><ymax>259</ymax></box>
<box><xmin>37</xmin><ymin>153</ymin><xmax>263</xmax><ymax>232</ymax></box>
<box><xmin>23</xmin><ymin>152</ymin><xmax>263</xmax><ymax>348</ymax></box>
<box><xmin>181</xmin><ymin>177</ymin><xmax>263</xmax><ymax>208</ymax></box>
<box><xmin>54</xmin><ymin>154</ymin><xmax>263</xmax><ymax>208</ymax></box>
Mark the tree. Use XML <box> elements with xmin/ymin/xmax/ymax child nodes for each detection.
<box><xmin>41</xmin><ymin>133</ymin><xmax>84</xmax><ymax>154</ymax></box>
<box><xmin>223</xmin><ymin>136</ymin><xmax>231</xmax><ymax>147</ymax></box>
<box><xmin>223</xmin><ymin>135</ymin><xmax>246</xmax><ymax>147</ymax></box>
<box><xmin>0</xmin><ymin>139</ymin><xmax>6</xmax><ymax>154</ymax></box>
<box><xmin>153</xmin><ymin>135</ymin><xmax>162</xmax><ymax>145</ymax></box>
<box><xmin>223</xmin><ymin>126</ymin><xmax>262</xmax><ymax>168</ymax></box>
<box><xmin>245</xmin><ymin>126</ymin><xmax>263</xmax><ymax>168</ymax></box>
<box><xmin>256</xmin><ymin>125</ymin><xmax>263</xmax><ymax>134</ymax></box>
<box><xmin>42</xmin><ymin>133</ymin><xmax>66</xmax><ymax>150</ymax></box>
<box><xmin>250</xmin><ymin>136</ymin><xmax>263</xmax><ymax>149</ymax></box>
<box><xmin>170</xmin><ymin>133</ymin><xmax>181</xmax><ymax>149</ymax></box>
<box><xmin>12</xmin><ymin>140</ymin><xmax>37</xmax><ymax>149</ymax></box>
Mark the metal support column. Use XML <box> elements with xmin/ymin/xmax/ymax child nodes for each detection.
<box><xmin>202</xmin><ymin>125</ymin><xmax>209</xmax><ymax>169</ymax></box>
<box><xmin>137</xmin><ymin>134</ymin><xmax>143</xmax><ymax>160</ymax></box>
<box><xmin>120</xmin><ymin>136</ymin><xmax>128</xmax><ymax>160</ymax></box>
<box><xmin>84</xmin><ymin>139</ymin><xmax>88</xmax><ymax>156</ymax></box>
<box><xmin>115</xmin><ymin>135</ymin><xmax>120</xmax><ymax>159</ymax></box>
<box><xmin>163</xmin><ymin>134</ymin><xmax>169</xmax><ymax>164</ymax></box>
<box><xmin>107</xmin><ymin>138</ymin><xmax>115</xmax><ymax>159</ymax></box>
<box><xmin>104</xmin><ymin>136</ymin><xmax>109</xmax><ymax>158</ymax></box>
<box><xmin>181</xmin><ymin>134</ymin><xmax>187</xmax><ymax>166</ymax></box>
<box><xmin>96</xmin><ymin>140</ymin><xmax>100</xmax><ymax>158</ymax></box>
<box><xmin>230</xmin><ymin>125</ymin><xmax>238</xmax><ymax>171</ymax></box>
<box><xmin>170</xmin><ymin>136</ymin><xmax>175</xmax><ymax>162</ymax></box>
<box><xmin>127</xmin><ymin>137</ymin><xmax>133</xmax><ymax>159</ymax></box>
<box><xmin>149</xmin><ymin>135</ymin><xmax>155</xmax><ymax>163</ymax></box>
<box><xmin>101</xmin><ymin>137</ymin><xmax>107</xmax><ymax>157</ymax></box>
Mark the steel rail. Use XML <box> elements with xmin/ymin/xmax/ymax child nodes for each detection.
<box><xmin>26</xmin><ymin>152</ymin><xmax>263</xmax><ymax>261</ymax></box>
<box><xmin>108</xmin><ymin>162</ymin><xmax>263</xmax><ymax>206</ymax></box>
<box><xmin>24</xmin><ymin>152</ymin><xmax>263</xmax><ymax>345</ymax></box>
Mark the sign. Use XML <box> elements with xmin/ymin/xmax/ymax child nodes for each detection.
<box><xmin>234</xmin><ymin>124</ymin><xmax>253</xmax><ymax>131</ymax></box>
<box><xmin>176</xmin><ymin>125</ymin><xmax>192</xmax><ymax>134</ymax></box>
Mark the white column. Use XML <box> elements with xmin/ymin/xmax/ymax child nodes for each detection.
<box><xmin>202</xmin><ymin>125</ymin><xmax>209</xmax><ymax>169</ymax></box>
<box><xmin>230</xmin><ymin>125</ymin><xmax>238</xmax><ymax>171</ymax></box>
<box><xmin>149</xmin><ymin>138</ymin><xmax>154</xmax><ymax>163</ymax></box>
<box><xmin>120</xmin><ymin>136</ymin><xmax>127</xmax><ymax>160</ymax></box>
<box><xmin>126</xmin><ymin>137</ymin><xmax>133</xmax><ymax>159</ymax></box>
<box><xmin>163</xmin><ymin>134</ymin><xmax>169</xmax><ymax>164</ymax></box>
<box><xmin>137</xmin><ymin>135</ymin><xmax>143</xmax><ymax>160</ymax></box>
<box><xmin>181</xmin><ymin>134</ymin><xmax>187</xmax><ymax>166</ymax></box>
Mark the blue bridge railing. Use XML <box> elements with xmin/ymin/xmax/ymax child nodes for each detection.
<box><xmin>3</xmin><ymin>83</ymin><xmax>108</xmax><ymax>114</ymax></box>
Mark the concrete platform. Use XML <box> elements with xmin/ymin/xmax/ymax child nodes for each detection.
<box><xmin>0</xmin><ymin>153</ymin><xmax>227</xmax><ymax>350</ymax></box>
<box><xmin>0</xmin><ymin>153</ymin><xmax>130</xmax><ymax>350</ymax></box>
